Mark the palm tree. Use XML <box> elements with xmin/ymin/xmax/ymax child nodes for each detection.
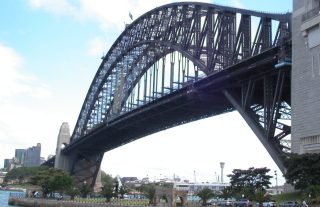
<box><xmin>197</xmin><ymin>188</ymin><xmax>215</xmax><ymax>206</ymax></box>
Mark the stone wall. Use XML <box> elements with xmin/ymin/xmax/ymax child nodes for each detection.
<box><xmin>9</xmin><ymin>198</ymin><xmax>151</xmax><ymax>207</ymax></box>
<box><xmin>8</xmin><ymin>198</ymin><xmax>148</xmax><ymax>207</ymax></box>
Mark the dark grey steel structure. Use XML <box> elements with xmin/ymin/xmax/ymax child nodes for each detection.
<box><xmin>58</xmin><ymin>2</ymin><xmax>292</xmax><ymax>188</ymax></box>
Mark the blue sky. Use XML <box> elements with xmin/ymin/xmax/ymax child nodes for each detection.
<box><xmin>0</xmin><ymin>0</ymin><xmax>292</xmax><ymax>184</ymax></box>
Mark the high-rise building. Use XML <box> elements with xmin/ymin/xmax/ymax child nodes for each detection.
<box><xmin>8</xmin><ymin>157</ymin><xmax>20</xmax><ymax>171</ymax></box>
<box><xmin>23</xmin><ymin>143</ymin><xmax>41</xmax><ymax>167</ymax></box>
<box><xmin>15</xmin><ymin>149</ymin><xmax>26</xmax><ymax>165</ymax></box>
<box><xmin>3</xmin><ymin>159</ymin><xmax>11</xmax><ymax>170</ymax></box>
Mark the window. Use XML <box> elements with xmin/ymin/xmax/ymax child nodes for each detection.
<box><xmin>308</xmin><ymin>26</ymin><xmax>320</xmax><ymax>48</ymax></box>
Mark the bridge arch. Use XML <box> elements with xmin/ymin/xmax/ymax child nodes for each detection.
<box><xmin>71</xmin><ymin>2</ymin><xmax>291</xmax><ymax>141</ymax></box>
<box><xmin>65</xmin><ymin>2</ymin><xmax>291</xmax><ymax>187</ymax></box>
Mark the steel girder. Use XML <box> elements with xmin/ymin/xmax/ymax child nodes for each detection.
<box><xmin>71</xmin><ymin>2</ymin><xmax>291</xmax><ymax>142</ymax></box>
<box><xmin>64</xmin><ymin>44</ymin><xmax>291</xmax><ymax>184</ymax></box>
<box><xmin>223</xmin><ymin>65</ymin><xmax>291</xmax><ymax>173</ymax></box>
<box><xmin>69</xmin><ymin>150</ymin><xmax>104</xmax><ymax>188</ymax></box>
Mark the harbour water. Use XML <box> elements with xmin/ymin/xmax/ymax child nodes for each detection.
<box><xmin>0</xmin><ymin>191</ymin><xmax>19</xmax><ymax>207</ymax></box>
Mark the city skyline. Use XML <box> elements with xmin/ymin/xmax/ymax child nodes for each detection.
<box><xmin>0</xmin><ymin>0</ymin><xmax>292</xmax><ymax>186</ymax></box>
<box><xmin>2</xmin><ymin>143</ymin><xmax>42</xmax><ymax>170</ymax></box>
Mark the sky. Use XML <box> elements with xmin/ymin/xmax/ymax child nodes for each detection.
<box><xmin>0</xmin><ymin>0</ymin><xmax>292</xmax><ymax>186</ymax></box>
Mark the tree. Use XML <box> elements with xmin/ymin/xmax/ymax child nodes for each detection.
<box><xmin>254</xmin><ymin>188</ymin><xmax>269</xmax><ymax>203</ymax></box>
<box><xmin>197</xmin><ymin>188</ymin><xmax>215</xmax><ymax>206</ymax></box>
<box><xmin>284</xmin><ymin>153</ymin><xmax>320</xmax><ymax>190</ymax></box>
<box><xmin>304</xmin><ymin>185</ymin><xmax>320</xmax><ymax>204</ymax></box>
<box><xmin>143</xmin><ymin>184</ymin><xmax>156</xmax><ymax>205</ymax></box>
<box><xmin>220</xmin><ymin>186</ymin><xmax>233</xmax><ymax>199</ymax></box>
<box><xmin>79</xmin><ymin>183</ymin><xmax>91</xmax><ymax>198</ymax></box>
<box><xmin>4</xmin><ymin>166</ymin><xmax>46</xmax><ymax>184</ymax></box>
<box><xmin>101</xmin><ymin>172</ymin><xmax>113</xmax><ymax>185</ymax></box>
<box><xmin>51</xmin><ymin>172</ymin><xmax>75</xmax><ymax>196</ymax></box>
<box><xmin>119</xmin><ymin>185</ymin><xmax>128</xmax><ymax>199</ymax></box>
<box><xmin>113</xmin><ymin>178</ymin><xmax>119</xmax><ymax>198</ymax></box>
<box><xmin>31</xmin><ymin>168</ymin><xmax>55</xmax><ymax>197</ymax></box>
<box><xmin>100</xmin><ymin>173</ymin><xmax>114</xmax><ymax>202</ymax></box>
<box><xmin>66</xmin><ymin>187</ymin><xmax>79</xmax><ymax>200</ymax></box>
<box><xmin>31</xmin><ymin>168</ymin><xmax>75</xmax><ymax>198</ymax></box>
<box><xmin>101</xmin><ymin>184</ymin><xmax>114</xmax><ymax>202</ymax></box>
<box><xmin>227</xmin><ymin>167</ymin><xmax>272</xmax><ymax>200</ymax></box>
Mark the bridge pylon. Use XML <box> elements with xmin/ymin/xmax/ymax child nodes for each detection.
<box><xmin>55</xmin><ymin>122</ymin><xmax>71</xmax><ymax>171</ymax></box>
<box><xmin>55</xmin><ymin>122</ymin><xmax>103</xmax><ymax>191</ymax></box>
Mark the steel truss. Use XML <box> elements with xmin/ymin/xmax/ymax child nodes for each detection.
<box><xmin>65</xmin><ymin>2</ymin><xmax>292</xmax><ymax>185</ymax></box>
<box><xmin>224</xmin><ymin>71</ymin><xmax>291</xmax><ymax>172</ymax></box>
<box><xmin>70</xmin><ymin>151</ymin><xmax>104</xmax><ymax>188</ymax></box>
<box><xmin>71</xmin><ymin>2</ymin><xmax>291</xmax><ymax>141</ymax></box>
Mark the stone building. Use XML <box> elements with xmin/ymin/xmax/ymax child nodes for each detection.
<box><xmin>292</xmin><ymin>0</ymin><xmax>320</xmax><ymax>153</ymax></box>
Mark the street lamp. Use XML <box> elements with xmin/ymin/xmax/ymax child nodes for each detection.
<box><xmin>274</xmin><ymin>170</ymin><xmax>278</xmax><ymax>194</ymax></box>
<box><xmin>82</xmin><ymin>180</ymin><xmax>87</xmax><ymax>198</ymax></box>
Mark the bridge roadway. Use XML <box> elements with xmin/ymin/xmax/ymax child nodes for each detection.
<box><xmin>64</xmin><ymin>44</ymin><xmax>290</xmax><ymax>156</ymax></box>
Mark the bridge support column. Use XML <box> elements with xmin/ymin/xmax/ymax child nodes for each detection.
<box><xmin>69</xmin><ymin>151</ymin><xmax>104</xmax><ymax>190</ymax></box>
<box><xmin>222</xmin><ymin>67</ymin><xmax>291</xmax><ymax>174</ymax></box>
<box><xmin>223</xmin><ymin>89</ymin><xmax>285</xmax><ymax>172</ymax></box>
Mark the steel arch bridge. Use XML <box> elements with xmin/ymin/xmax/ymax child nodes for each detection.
<box><xmin>62</xmin><ymin>2</ymin><xmax>292</xmax><ymax>187</ymax></box>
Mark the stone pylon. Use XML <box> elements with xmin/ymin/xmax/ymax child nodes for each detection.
<box><xmin>54</xmin><ymin>122</ymin><xmax>71</xmax><ymax>171</ymax></box>
<box><xmin>94</xmin><ymin>169</ymin><xmax>103</xmax><ymax>192</ymax></box>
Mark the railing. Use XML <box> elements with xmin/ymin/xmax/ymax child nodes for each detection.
<box><xmin>73</xmin><ymin>198</ymin><xmax>150</xmax><ymax>206</ymax></box>
<box><xmin>302</xmin><ymin>6</ymin><xmax>320</xmax><ymax>22</ymax></box>
<box><xmin>9</xmin><ymin>192</ymin><xmax>26</xmax><ymax>198</ymax></box>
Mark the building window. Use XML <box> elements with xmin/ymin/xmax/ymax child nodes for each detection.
<box><xmin>308</xmin><ymin>26</ymin><xmax>320</xmax><ymax>48</ymax></box>
<box><xmin>302</xmin><ymin>1</ymin><xmax>320</xmax><ymax>22</ymax></box>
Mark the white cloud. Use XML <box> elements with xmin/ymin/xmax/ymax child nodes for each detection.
<box><xmin>212</xmin><ymin>0</ymin><xmax>245</xmax><ymax>9</ymax></box>
<box><xmin>0</xmin><ymin>43</ymin><xmax>52</xmax><ymax>100</ymax></box>
<box><xmin>0</xmin><ymin>43</ymin><xmax>24</xmax><ymax>97</ymax></box>
<box><xmin>0</xmin><ymin>43</ymin><xmax>55</xmax><ymax>165</ymax></box>
<box><xmin>229</xmin><ymin>0</ymin><xmax>244</xmax><ymax>9</ymax></box>
<box><xmin>27</xmin><ymin>0</ymin><xmax>212</xmax><ymax>32</ymax></box>
<box><xmin>28</xmin><ymin>0</ymin><xmax>77</xmax><ymax>16</ymax></box>
<box><xmin>87</xmin><ymin>36</ymin><xmax>108</xmax><ymax>57</ymax></box>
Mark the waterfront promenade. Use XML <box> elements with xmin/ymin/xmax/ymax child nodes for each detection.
<box><xmin>9</xmin><ymin>197</ymin><xmax>143</xmax><ymax>207</ymax></box>
<box><xmin>8</xmin><ymin>197</ymin><xmax>151</xmax><ymax>207</ymax></box>
<box><xmin>8</xmin><ymin>195</ymin><xmax>202</xmax><ymax>207</ymax></box>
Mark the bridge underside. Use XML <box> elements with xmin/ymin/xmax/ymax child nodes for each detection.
<box><xmin>65</xmin><ymin>45</ymin><xmax>291</xmax><ymax>187</ymax></box>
